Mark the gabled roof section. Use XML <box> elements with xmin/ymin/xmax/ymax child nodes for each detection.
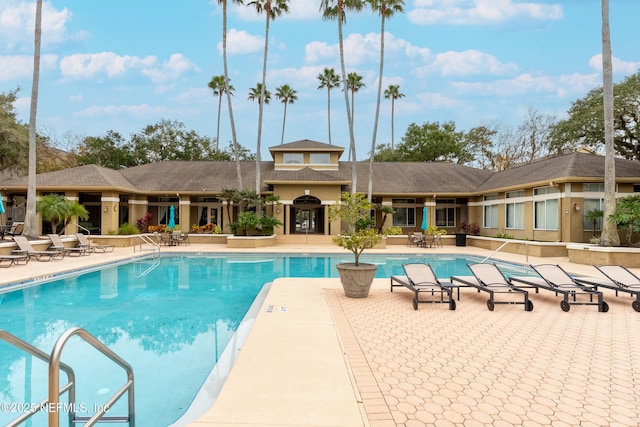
<box><xmin>0</xmin><ymin>164</ymin><xmax>136</xmax><ymax>191</ymax></box>
<box><xmin>268</xmin><ymin>139</ymin><xmax>345</xmax><ymax>153</ymax></box>
<box><xmin>475</xmin><ymin>152</ymin><xmax>640</xmax><ymax>192</ymax></box>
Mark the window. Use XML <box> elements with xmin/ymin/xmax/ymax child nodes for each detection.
<box><xmin>483</xmin><ymin>205</ymin><xmax>498</xmax><ymax>228</ymax></box>
<box><xmin>583</xmin><ymin>183</ymin><xmax>604</xmax><ymax>192</ymax></box>
<box><xmin>283</xmin><ymin>153</ymin><xmax>303</xmax><ymax>164</ymax></box>
<box><xmin>505</xmin><ymin>190</ymin><xmax>524</xmax><ymax>229</ymax></box>
<box><xmin>583</xmin><ymin>199</ymin><xmax>604</xmax><ymax>231</ymax></box>
<box><xmin>310</xmin><ymin>153</ymin><xmax>330</xmax><ymax>164</ymax></box>
<box><xmin>534</xmin><ymin>199</ymin><xmax>558</xmax><ymax>230</ymax></box>
<box><xmin>634</xmin><ymin>184</ymin><xmax>640</xmax><ymax>193</ymax></box>
<box><xmin>392</xmin><ymin>199</ymin><xmax>415</xmax><ymax>227</ymax></box>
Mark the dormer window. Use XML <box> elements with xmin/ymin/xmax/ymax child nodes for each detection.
<box><xmin>310</xmin><ymin>153</ymin><xmax>330</xmax><ymax>164</ymax></box>
<box><xmin>283</xmin><ymin>153</ymin><xmax>304</xmax><ymax>164</ymax></box>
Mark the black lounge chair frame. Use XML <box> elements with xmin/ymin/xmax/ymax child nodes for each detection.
<box><xmin>391</xmin><ymin>263</ymin><xmax>457</xmax><ymax>310</ymax></box>
<box><xmin>12</xmin><ymin>236</ymin><xmax>65</xmax><ymax>262</ymax></box>
<box><xmin>576</xmin><ymin>265</ymin><xmax>640</xmax><ymax>313</ymax></box>
<box><xmin>450</xmin><ymin>263</ymin><xmax>533</xmax><ymax>312</ymax></box>
<box><xmin>0</xmin><ymin>254</ymin><xmax>29</xmax><ymax>268</ymax></box>
<box><xmin>510</xmin><ymin>264</ymin><xmax>609</xmax><ymax>312</ymax></box>
<box><xmin>47</xmin><ymin>234</ymin><xmax>90</xmax><ymax>257</ymax></box>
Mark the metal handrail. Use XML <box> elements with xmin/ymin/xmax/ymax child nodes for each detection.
<box><xmin>73</xmin><ymin>222</ymin><xmax>92</xmax><ymax>235</ymax></box>
<box><xmin>49</xmin><ymin>327</ymin><xmax>135</xmax><ymax>426</ymax></box>
<box><xmin>134</xmin><ymin>234</ymin><xmax>160</xmax><ymax>254</ymax></box>
<box><xmin>0</xmin><ymin>330</ymin><xmax>76</xmax><ymax>427</ymax></box>
<box><xmin>480</xmin><ymin>240</ymin><xmax>529</xmax><ymax>264</ymax></box>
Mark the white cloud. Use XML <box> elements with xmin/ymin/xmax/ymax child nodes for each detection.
<box><xmin>451</xmin><ymin>72</ymin><xmax>600</xmax><ymax>98</ymax></box>
<box><xmin>417</xmin><ymin>91</ymin><xmax>461</xmax><ymax>109</ymax></box>
<box><xmin>0</xmin><ymin>53</ymin><xmax>57</xmax><ymax>81</ymax></box>
<box><xmin>141</xmin><ymin>53</ymin><xmax>199</xmax><ymax>84</ymax></box>
<box><xmin>409</xmin><ymin>0</ymin><xmax>563</xmax><ymax>26</ymax></box>
<box><xmin>59</xmin><ymin>52</ymin><xmax>156</xmax><ymax>79</ymax></box>
<box><xmin>76</xmin><ymin>104</ymin><xmax>167</xmax><ymax>118</ymax></box>
<box><xmin>0</xmin><ymin>1</ymin><xmax>77</xmax><ymax>51</ymax></box>
<box><xmin>233</xmin><ymin>0</ymin><xmax>321</xmax><ymax>21</ymax></box>
<box><xmin>414</xmin><ymin>49</ymin><xmax>518</xmax><ymax>77</ymax></box>
<box><xmin>588</xmin><ymin>54</ymin><xmax>640</xmax><ymax>76</ymax></box>
<box><xmin>216</xmin><ymin>29</ymin><xmax>264</xmax><ymax>55</ymax></box>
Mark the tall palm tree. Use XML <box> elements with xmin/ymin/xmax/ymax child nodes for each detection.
<box><xmin>345</xmin><ymin>71</ymin><xmax>365</xmax><ymax>161</ymax></box>
<box><xmin>24</xmin><ymin>0</ymin><xmax>43</xmax><ymax>239</ymax></box>
<box><xmin>600</xmin><ymin>0</ymin><xmax>619</xmax><ymax>246</ymax></box>
<box><xmin>218</xmin><ymin>0</ymin><xmax>244</xmax><ymax>189</ymax></box>
<box><xmin>321</xmin><ymin>0</ymin><xmax>365</xmax><ymax>194</ymax></box>
<box><xmin>248</xmin><ymin>83</ymin><xmax>272</xmax><ymax>105</ymax></box>
<box><xmin>367</xmin><ymin>0</ymin><xmax>404</xmax><ymax>202</ymax></box>
<box><xmin>275</xmin><ymin>84</ymin><xmax>298</xmax><ymax>145</ymax></box>
<box><xmin>248</xmin><ymin>0</ymin><xmax>290</xmax><ymax>204</ymax></box>
<box><xmin>317</xmin><ymin>67</ymin><xmax>341</xmax><ymax>145</ymax></box>
<box><xmin>208</xmin><ymin>75</ymin><xmax>235</xmax><ymax>151</ymax></box>
<box><xmin>384</xmin><ymin>84</ymin><xmax>404</xmax><ymax>152</ymax></box>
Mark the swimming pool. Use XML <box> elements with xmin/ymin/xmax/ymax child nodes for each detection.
<box><xmin>0</xmin><ymin>253</ymin><xmax>531</xmax><ymax>426</ymax></box>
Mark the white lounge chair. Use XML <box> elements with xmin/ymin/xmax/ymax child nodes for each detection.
<box><xmin>390</xmin><ymin>263</ymin><xmax>457</xmax><ymax>310</ymax></box>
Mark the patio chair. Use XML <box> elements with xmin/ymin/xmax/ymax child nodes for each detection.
<box><xmin>0</xmin><ymin>253</ymin><xmax>29</xmax><ymax>268</ymax></box>
<box><xmin>75</xmin><ymin>233</ymin><xmax>115</xmax><ymax>253</ymax></box>
<box><xmin>47</xmin><ymin>234</ymin><xmax>90</xmax><ymax>257</ymax></box>
<box><xmin>451</xmin><ymin>263</ymin><xmax>533</xmax><ymax>311</ymax></box>
<box><xmin>410</xmin><ymin>232</ymin><xmax>425</xmax><ymax>248</ymax></box>
<box><xmin>578</xmin><ymin>265</ymin><xmax>640</xmax><ymax>312</ymax></box>
<box><xmin>510</xmin><ymin>264</ymin><xmax>609</xmax><ymax>312</ymax></box>
<box><xmin>390</xmin><ymin>263</ymin><xmax>457</xmax><ymax>310</ymax></box>
<box><xmin>6</xmin><ymin>222</ymin><xmax>23</xmax><ymax>238</ymax></box>
<box><xmin>12</xmin><ymin>235</ymin><xmax>65</xmax><ymax>261</ymax></box>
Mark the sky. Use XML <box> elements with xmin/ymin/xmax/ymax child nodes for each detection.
<box><xmin>1</xmin><ymin>0</ymin><xmax>639</xmax><ymax>161</ymax></box>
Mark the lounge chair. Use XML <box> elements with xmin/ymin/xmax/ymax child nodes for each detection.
<box><xmin>75</xmin><ymin>233</ymin><xmax>114</xmax><ymax>253</ymax></box>
<box><xmin>450</xmin><ymin>263</ymin><xmax>533</xmax><ymax>311</ymax></box>
<box><xmin>12</xmin><ymin>235</ymin><xmax>65</xmax><ymax>261</ymax></box>
<box><xmin>47</xmin><ymin>234</ymin><xmax>90</xmax><ymax>257</ymax></box>
<box><xmin>577</xmin><ymin>265</ymin><xmax>640</xmax><ymax>312</ymax></box>
<box><xmin>0</xmin><ymin>253</ymin><xmax>29</xmax><ymax>267</ymax></box>
<box><xmin>6</xmin><ymin>222</ymin><xmax>23</xmax><ymax>237</ymax></box>
<box><xmin>390</xmin><ymin>263</ymin><xmax>457</xmax><ymax>310</ymax></box>
<box><xmin>510</xmin><ymin>264</ymin><xmax>609</xmax><ymax>312</ymax></box>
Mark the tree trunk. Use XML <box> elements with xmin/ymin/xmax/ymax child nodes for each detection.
<box><xmin>338</xmin><ymin>2</ymin><xmax>357</xmax><ymax>193</ymax></box>
<box><xmin>368</xmin><ymin>10</ymin><xmax>386</xmax><ymax>202</ymax></box>
<box><xmin>24</xmin><ymin>0</ymin><xmax>43</xmax><ymax>239</ymax></box>
<box><xmin>256</xmin><ymin>13</ymin><xmax>270</xmax><ymax>210</ymax></box>
<box><xmin>600</xmin><ymin>0</ymin><xmax>620</xmax><ymax>246</ymax></box>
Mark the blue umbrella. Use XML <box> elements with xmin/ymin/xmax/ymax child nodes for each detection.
<box><xmin>421</xmin><ymin>206</ymin><xmax>427</xmax><ymax>231</ymax></box>
<box><xmin>0</xmin><ymin>193</ymin><xmax>5</xmax><ymax>215</ymax></box>
<box><xmin>168</xmin><ymin>205</ymin><xmax>176</xmax><ymax>229</ymax></box>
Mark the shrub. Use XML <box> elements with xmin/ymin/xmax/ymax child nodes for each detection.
<box><xmin>118</xmin><ymin>223</ymin><xmax>139</xmax><ymax>235</ymax></box>
<box><xmin>136</xmin><ymin>212</ymin><xmax>152</xmax><ymax>232</ymax></box>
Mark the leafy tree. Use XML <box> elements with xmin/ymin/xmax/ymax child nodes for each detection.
<box><xmin>36</xmin><ymin>194</ymin><xmax>89</xmax><ymax>234</ymax></box>
<box><xmin>516</xmin><ymin>107</ymin><xmax>555</xmax><ymax>162</ymax></box>
<box><xmin>463</xmin><ymin>125</ymin><xmax>496</xmax><ymax>170</ymax></box>
<box><xmin>274</xmin><ymin>84</ymin><xmax>297</xmax><ymax>145</ymax></box>
<box><xmin>216</xmin><ymin>0</ymin><xmax>245</xmax><ymax>189</ymax></box>
<box><xmin>130</xmin><ymin>119</ymin><xmax>216</xmax><ymax>164</ymax></box>
<box><xmin>549</xmin><ymin>70</ymin><xmax>640</xmax><ymax>161</ymax></box>
<box><xmin>208</xmin><ymin>75</ymin><xmax>235</xmax><ymax>151</ymax></box>
<box><xmin>317</xmin><ymin>67</ymin><xmax>341</xmax><ymax>145</ymax></box>
<box><xmin>396</xmin><ymin>122</ymin><xmax>466</xmax><ymax>162</ymax></box>
<box><xmin>585</xmin><ymin>209</ymin><xmax>603</xmax><ymax>238</ymax></box>
<box><xmin>609</xmin><ymin>195</ymin><xmax>640</xmax><ymax>246</ymax></box>
<box><xmin>75</xmin><ymin>131</ymin><xmax>135</xmax><ymax>168</ymax></box>
<box><xmin>220</xmin><ymin>188</ymin><xmax>240</xmax><ymax>225</ymax></box>
<box><xmin>383</xmin><ymin>84</ymin><xmax>404</xmax><ymax>153</ymax></box>
<box><xmin>0</xmin><ymin>89</ymin><xmax>29</xmax><ymax>172</ymax></box>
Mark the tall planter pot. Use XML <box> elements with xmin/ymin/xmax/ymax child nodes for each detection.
<box><xmin>336</xmin><ymin>263</ymin><xmax>378</xmax><ymax>298</ymax></box>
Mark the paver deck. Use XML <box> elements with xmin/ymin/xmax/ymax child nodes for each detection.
<box><xmin>1</xmin><ymin>240</ymin><xmax>639</xmax><ymax>426</ymax></box>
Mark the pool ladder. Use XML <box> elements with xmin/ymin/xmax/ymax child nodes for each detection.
<box><xmin>133</xmin><ymin>234</ymin><xmax>160</xmax><ymax>255</ymax></box>
<box><xmin>0</xmin><ymin>327</ymin><xmax>135</xmax><ymax>427</ymax></box>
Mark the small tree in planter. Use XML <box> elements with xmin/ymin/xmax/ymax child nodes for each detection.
<box><xmin>328</xmin><ymin>193</ymin><xmax>383</xmax><ymax>297</ymax></box>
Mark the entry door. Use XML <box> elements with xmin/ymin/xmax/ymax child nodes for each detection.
<box><xmin>199</xmin><ymin>207</ymin><xmax>219</xmax><ymax>226</ymax></box>
<box><xmin>296</xmin><ymin>209</ymin><xmax>317</xmax><ymax>233</ymax></box>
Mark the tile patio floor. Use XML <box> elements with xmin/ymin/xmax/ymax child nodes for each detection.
<box><xmin>1</xmin><ymin>241</ymin><xmax>639</xmax><ymax>427</ymax></box>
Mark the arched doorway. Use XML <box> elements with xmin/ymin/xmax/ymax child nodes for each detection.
<box><xmin>291</xmin><ymin>195</ymin><xmax>325</xmax><ymax>234</ymax></box>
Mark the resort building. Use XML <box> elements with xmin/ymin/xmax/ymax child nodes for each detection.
<box><xmin>1</xmin><ymin>139</ymin><xmax>639</xmax><ymax>244</ymax></box>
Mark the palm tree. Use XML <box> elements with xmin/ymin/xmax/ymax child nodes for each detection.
<box><xmin>36</xmin><ymin>194</ymin><xmax>89</xmax><ymax>234</ymax></box>
<box><xmin>321</xmin><ymin>0</ymin><xmax>365</xmax><ymax>194</ymax></box>
<box><xmin>274</xmin><ymin>84</ymin><xmax>298</xmax><ymax>145</ymax></box>
<box><xmin>345</xmin><ymin>71</ymin><xmax>365</xmax><ymax>161</ymax></box>
<box><xmin>208</xmin><ymin>75</ymin><xmax>235</xmax><ymax>151</ymax></box>
<box><xmin>600</xmin><ymin>0</ymin><xmax>620</xmax><ymax>246</ymax></box>
<box><xmin>367</xmin><ymin>0</ymin><xmax>405</xmax><ymax>202</ymax></box>
<box><xmin>248</xmin><ymin>0</ymin><xmax>290</xmax><ymax>206</ymax></box>
<box><xmin>317</xmin><ymin>67</ymin><xmax>341</xmax><ymax>145</ymax></box>
<box><xmin>248</xmin><ymin>83</ymin><xmax>272</xmax><ymax>105</ymax></box>
<box><xmin>384</xmin><ymin>84</ymin><xmax>404</xmax><ymax>153</ymax></box>
<box><xmin>24</xmin><ymin>0</ymin><xmax>43</xmax><ymax>239</ymax></box>
<box><xmin>217</xmin><ymin>0</ymin><xmax>244</xmax><ymax>190</ymax></box>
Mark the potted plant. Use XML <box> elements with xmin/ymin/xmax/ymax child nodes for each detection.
<box><xmin>328</xmin><ymin>193</ymin><xmax>383</xmax><ymax>298</ymax></box>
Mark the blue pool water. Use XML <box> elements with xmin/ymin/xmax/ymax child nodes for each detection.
<box><xmin>0</xmin><ymin>253</ymin><xmax>530</xmax><ymax>426</ymax></box>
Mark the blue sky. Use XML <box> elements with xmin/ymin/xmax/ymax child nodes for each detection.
<box><xmin>1</xmin><ymin>0</ymin><xmax>639</xmax><ymax>160</ymax></box>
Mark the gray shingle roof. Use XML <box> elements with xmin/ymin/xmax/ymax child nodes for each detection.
<box><xmin>0</xmin><ymin>164</ymin><xmax>136</xmax><ymax>190</ymax></box>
